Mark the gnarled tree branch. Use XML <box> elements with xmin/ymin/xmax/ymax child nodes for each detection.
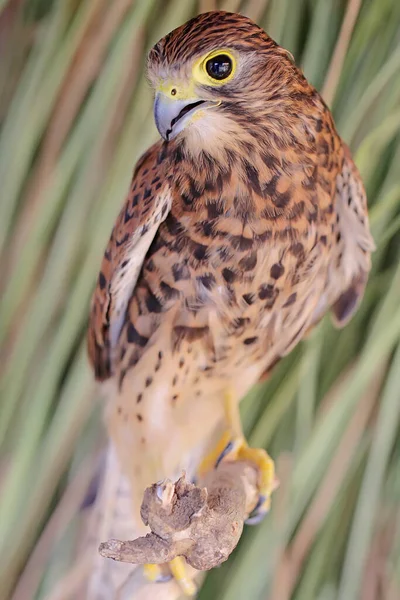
<box><xmin>99</xmin><ymin>460</ymin><xmax>259</xmax><ymax>574</ymax></box>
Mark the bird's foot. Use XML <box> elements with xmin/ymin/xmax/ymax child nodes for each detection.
<box><xmin>198</xmin><ymin>432</ymin><xmax>278</xmax><ymax>524</ymax></box>
<box><xmin>143</xmin><ymin>557</ymin><xmax>196</xmax><ymax>596</ymax></box>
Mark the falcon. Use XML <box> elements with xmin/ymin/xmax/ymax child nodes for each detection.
<box><xmin>87</xmin><ymin>10</ymin><xmax>374</xmax><ymax>596</ymax></box>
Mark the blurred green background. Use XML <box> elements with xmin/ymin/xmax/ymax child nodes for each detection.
<box><xmin>1</xmin><ymin>0</ymin><xmax>400</xmax><ymax>599</ymax></box>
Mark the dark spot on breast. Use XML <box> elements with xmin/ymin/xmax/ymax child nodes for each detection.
<box><xmin>243</xmin><ymin>160</ymin><xmax>261</xmax><ymax>195</ymax></box>
<box><xmin>145</xmin><ymin>376</ymin><xmax>152</xmax><ymax>387</ymax></box>
<box><xmin>242</xmin><ymin>293</ymin><xmax>255</xmax><ymax>305</ymax></box>
<box><xmin>218</xmin><ymin>246</ymin><xmax>233</xmax><ymax>262</ymax></box>
<box><xmin>137</xmin><ymin>394</ymin><xmax>142</xmax><ymax>403</ymax></box>
<box><xmin>188</xmin><ymin>176</ymin><xmax>203</xmax><ymax>199</ymax></box>
<box><xmin>158</xmin><ymin>351</ymin><xmax>163</xmax><ymax>360</ymax></box>
<box><xmin>230</xmin><ymin>235</ymin><xmax>253</xmax><ymax>251</ymax></box>
<box><xmin>172</xmin><ymin>394</ymin><xmax>179</xmax><ymax>402</ymax></box>
<box><xmin>157</xmin><ymin>145</ymin><xmax>167</xmax><ymax>164</ymax></box>
<box><xmin>124</xmin><ymin>205</ymin><xmax>133</xmax><ymax>224</ymax></box>
<box><xmin>116</xmin><ymin>233</ymin><xmax>129</xmax><ymax>247</ymax></box>
<box><xmin>165</xmin><ymin>213</ymin><xmax>184</xmax><ymax>236</ymax></box>
<box><xmin>127</xmin><ymin>323</ymin><xmax>149</xmax><ymax>347</ymax></box>
<box><xmin>172</xmin><ymin>375</ymin><xmax>178</xmax><ymax>386</ymax></box>
<box><xmin>172</xmin><ymin>261</ymin><xmax>190</xmax><ymax>281</ymax></box>
<box><xmin>128</xmin><ymin>355</ymin><xmax>139</xmax><ymax>368</ymax></box>
<box><xmin>117</xmin><ymin>406</ymin><xmax>122</xmax><ymax>414</ymax></box>
<box><xmin>259</xmin><ymin>284</ymin><xmax>274</xmax><ymax>300</ymax></box>
<box><xmin>263</xmin><ymin>174</ymin><xmax>278</xmax><ymax>197</ymax></box>
<box><xmin>136</xmin><ymin>414</ymin><xmax>143</xmax><ymax>422</ymax></box>
<box><xmin>197</xmin><ymin>273</ymin><xmax>216</xmax><ymax>290</ymax></box>
<box><xmin>290</xmin><ymin>242</ymin><xmax>304</xmax><ymax>257</ymax></box>
<box><xmin>145</xmin><ymin>290</ymin><xmax>162</xmax><ymax>313</ymax></box>
<box><xmin>174</xmin><ymin>145</ymin><xmax>183</xmax><ymax>163</ymax></box>
<box><xmin>193</xmin><ymin>243</ymin><xmax>207</xmax><ymax>261</ymax></box>
<box><xmin>309</xmin><ymin>209</ymin><xmax>318</xmax><ymax>222</ymax></box>
<box><xmin>201</xmin><ymin>221</ymin><xmax>214</xmax><ymax>237</ymax></box>
<box><xmin>181</xmin><ymin>192</ymin><xmax>193</xmax><ymax>207</ymax></box>
<box><xmin>274</xmin><ymin>189</ymin><xmax>291</xmax><ymax>209</ymax></box>
<box><xmin>244</xmin><ymin>336</ymin><xmax>258</xmax><ymax>345</ymax></box>
<box><xmin>98</xmin><ymin>272</ymin><xmax>106</xmax><ymax>290</ymax></box>
<box><xmin>283</xmin><ymin>293</ymin><xmax>297</xmax><ymax>307</ymax></box>
<box><xmin>262</xmin><ymin>152</ymin><xmax>279</xmax><ymax>170</ymax></box>
<box><xmin>336</xmin><ymin>232</ymin><xmax>342</xmax><ymax>242</ymax></box>
<box><xmin>173</xmin><ymin>325</ymin><xmax>209</xmax><ymax>344</ymax></box>
<box><xmin>160</xmin><ymin>281</ymin><xmax>180</xmax><ymax>300</ymax></box>
<box><xmin>207</xmin><ymin>201</ymin><xmax>223</xmax><ymax>219</ymax></box>
<box><xmin>131</xmin><ymin>193</ymin><xmax>140</xmax><ymax>208</ymax></box>
<box><xmin>146</xmin><ymin>259</ymin><xmax>155</xmax><ymax>272</ymax></box>
<box><xmin>222</xmin><ymin>268</ymin><xmax>236</xmax><ymax>283</ymax></box>
<box><xmin>270</xmin><ymin>263</ymin><xmax>285</xmax><ymax>279</ymax></box>
<box><xmin>179</xmin><ymin>357</ymin><xmax>185</xmax><ymax>368</ymax></box>
<box><xmin>320</xmin><ymin>235</ymin><xmax>327</xmax><ymax>245</ymax></box>
<box><xmin>232</xmin><ymin>317</ymin><xmax>250</xmax><ymax>330</ymax></box>
<box><xmin>239</xmin><ymin>252</ymin><xmax>257</xmax><ymax>271</ymax></box>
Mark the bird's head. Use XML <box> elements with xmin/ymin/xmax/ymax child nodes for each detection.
<box><xmin>147</xmin><ymin>11</ymin><xmax>298</xmax><ymax>150</ymax></box>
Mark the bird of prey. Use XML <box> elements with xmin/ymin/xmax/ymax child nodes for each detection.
<box><xmin>87</xmin><ymin>10</ymin><xmax>374</xmax><ymax>597</ymax></box>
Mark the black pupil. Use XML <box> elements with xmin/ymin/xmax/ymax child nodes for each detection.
<box><xmin>206</xmin><ymin>54</ymin><xmax>232</xmax><ymax>80</ymax></box>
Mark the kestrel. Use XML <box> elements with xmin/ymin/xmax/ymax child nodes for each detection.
<box><xmin>87</xmin><ymin>10</ymin><xmax>374</xmax><ymax>596</ymax></box>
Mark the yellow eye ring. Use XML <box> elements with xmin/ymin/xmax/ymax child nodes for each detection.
<box><xmin>193</xmin><ymin>49</ymin><xmax>237</xmax><ymax>86</ymax></box>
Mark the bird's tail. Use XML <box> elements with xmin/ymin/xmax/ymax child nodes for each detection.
<box><xmin>77</xmin><ymin>444</ymin><xmax>143</xmax><ymax>600</ymax></box>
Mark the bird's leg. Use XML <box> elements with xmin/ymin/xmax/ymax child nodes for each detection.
<box><xmin>198</xmin><ymin>387</ymin><xmax>278</xmax><ymax>524</ymax></box>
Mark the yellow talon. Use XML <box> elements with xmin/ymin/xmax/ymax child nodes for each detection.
<box><xmin>169</xmin><ymin>556</ymin><xmax>197</xmax><ymax>596</ymax></box>
<box><xmin>143</xmin><ymin>563</ymin><xmax>166</xmax><ymax>582</ymax></box>
<box><xmin>236</xmin><ymin>444</ymin><xmax>275</xmax><ymax>500</ymax></box>
<box><xmin>143</xmin><ymin>557</ymin><xmax>196</xmax><ymax>596</ymax></box>
<box><xmin>198</xmin><ymin>386</ymin><xmax>277</xmax><ymax>523</ymax></box>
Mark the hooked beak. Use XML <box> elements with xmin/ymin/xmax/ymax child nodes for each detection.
<box><xmin>154</xmin><ymin>93</ymin><xmax>218</xmax><ymax>141</ymax></box>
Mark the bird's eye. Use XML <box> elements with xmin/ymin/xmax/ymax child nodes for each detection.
<box><xmin>205</xmin><ymin>54</ymin><xmax>233</xmax><ymax>81</ymax></box>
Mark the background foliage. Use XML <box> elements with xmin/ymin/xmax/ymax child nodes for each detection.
<box><xmin>1</xmin><ymin>1</ymin><xmax>400</xmax><ymax>599</ymax></box>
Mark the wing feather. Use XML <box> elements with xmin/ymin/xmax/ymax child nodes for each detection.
<box><xmin>322</xmin><ymin>144</ymin><xmax>375</xmax><ymax>327</ymax></box>
<box><xmin>87</xmin><ymin>141</ymin><xmax>172</xmax><ymax>380</ymax></box>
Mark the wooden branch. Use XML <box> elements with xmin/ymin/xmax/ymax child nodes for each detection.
<box><xmin>99</xmin><ymin>461</ymin><xmax>259</xmax><ymax>574</ymax></box>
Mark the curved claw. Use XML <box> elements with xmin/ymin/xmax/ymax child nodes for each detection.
<box><xmin>143</xmin><ymin>563</ymin><xmax>172</xmax><ymax>583</ymax></box>
<box><xmin>215</xmin><ymin>440</ymin><xmax>235</xmax><ymax>468</ymax></box>
<box><xmin>155</xmin><ymin>572</ymin><xmax>174</xmax><ymax>583</ymax></box>
<box><xmin>245</xmin><ymin>494</ymin><xmax>270</xmax><ymax>525</ymax></box>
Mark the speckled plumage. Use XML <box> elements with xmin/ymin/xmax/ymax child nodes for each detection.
<box><xmin>86</xmin><ymin>10</ymin><xmax>374</xmax><ymax>596</ymax></box>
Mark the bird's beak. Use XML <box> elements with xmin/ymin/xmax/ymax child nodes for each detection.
<box><xmin>154</xmin><ymin>92</ymin><xmax>218</xmax><ymax>141</ymax></box>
